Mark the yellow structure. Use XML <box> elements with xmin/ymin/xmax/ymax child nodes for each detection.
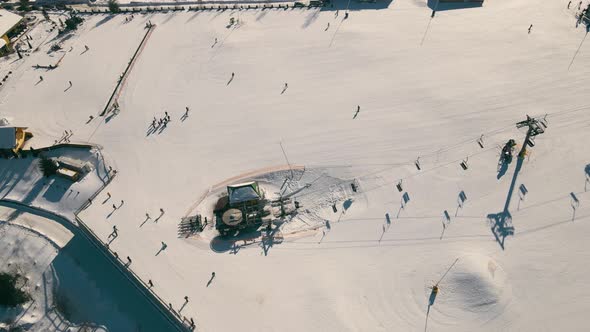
<box><xmin>14</xmin><ymin>127</ymin><xmax>26</xmax><ymax>152</ymax></box>
<box><xmin>0</xmin><ymin>9</ymin><xmax>23</xmax><ymax>55</ymax></box>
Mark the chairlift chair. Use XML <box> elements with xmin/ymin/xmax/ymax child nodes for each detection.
<box><xmin>443</xmin><ymin>210</ymin><xmax>451</xmax><ymax>222</ymax></box>
<box><xmin>532</xmin><ymin>123</ymin><xmax>544</xmax><ymax>135</ymax></box>
<box><xmin>477</xmin><ymin>135</ymin><xmax>484</xmax><ymax>148</ymax></box>
<box><xmin>540</xmin><ymin>118</ymin><xmax>548</xmax><ymax>128</ymax></box>
<box><xmin>526</xmin><ymin>137</ymin><xmax>535</xmax><ymax>147</ymax></box>
<box><xmin>396</xmin><ymin>180</ymin><xmax>403</xmax><ymax>192</ymax></box>
<box><xmin>460</xmin><ymin>157</ymin><xmax>469</xmax><ymax>170</ymax></box>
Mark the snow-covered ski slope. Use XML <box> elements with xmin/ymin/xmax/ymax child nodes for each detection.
<box><xmin>2</xmin><ymin>0</ymin><xmax>590</xmax><ymax>331</ymax></box>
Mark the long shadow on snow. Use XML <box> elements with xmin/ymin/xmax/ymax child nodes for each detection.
<box><xmin>486</xmin><ymin>156</ymin><xmax>523</xmax><ymax>250</ymax></box>
<box><xmin>210</xmin><ymin>224</ymin><xmax>284</xmax><ymax>255</ymax></box>
<box><xmin>51</xmin><ymin>232</ymin><xmax>179</xmax><ymax>332</ymax></box>
<box><xmin>94</xmin><ymin>15</ymin><xmax>116</xmax><ymax>29</ymax></box>
<box><xmin>42</xmin><ymin>178</ymin><xmax>73</xmax><ymax>203</ymax></box>
<box><xmin>0</xmin><ymin>158</ymin><xmax>32</xmax><ymax>201</ymax></box>
<box><xmin>0</xmin><ymin>201</ymin><xmax>179</xmax><ymax>331</ymax></box>
<box><xmin>427</xmin><ymin>0</ymin><xmax>483</xmax><ymax>11</ymax></box>
<box><xmin>320</xmin><ymin>0</ymin><xmax>394</xmax><ymax>12</ymax></box>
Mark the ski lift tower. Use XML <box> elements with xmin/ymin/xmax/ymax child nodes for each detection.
<box><xmin>515</xmin><ymin>115</ymin><xmax>548</xmax><ymax>158</ymax></box>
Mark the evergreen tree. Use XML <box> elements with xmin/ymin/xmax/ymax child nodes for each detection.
<box><xmin>0</xmin><ymin>272</ymin><xmax>31</xmax><ymax>307</ymax></box>
<box><xmin>17</xmin><ymin>0</ymin><xmax>30</xmax><ymax>11</ymax></box>
<box><xmin>38</xmin><ymin>155</ymin><xmax>58</xmax><ymax>177</ymax></box>
<box><xmin>108</xmin><ymin>0</ymin><xmax>120</xmax><ymax>13</ymax></box>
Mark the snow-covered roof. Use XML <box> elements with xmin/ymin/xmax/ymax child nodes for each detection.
<box><xmin>227</xmin><ymin>181</ymin><xmax>261</xmax><ymax>205</ymax></box>
<box><xmin>0</xmin><ymin>126</ymin><xmax>16</xmax><ymax>149</ymax></box>
<box><xmin>0</xmin><ymin>10</ymin><xmax>22</xmax><ymax>37</ymax></box>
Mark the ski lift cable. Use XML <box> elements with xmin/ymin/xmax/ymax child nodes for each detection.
<box><xmin>294</xmin><ymin>145</ymin><xmax>498</xmax><ymax>200</ymax></box>
<box><xmin>313</xmin><ymin>103</ymin><xmax>590</xmax><ymax>171</ymax></box>
<box><xmin>436</xmin><ymin>258</ymin><xmax>460</xmax><ymax>286</ymax></box>
<box><xmin>297</xmin><ymin>132</ymin><xmax>509</xmax><ymax>199</ymax></box>
<box><xmin>295</xmin><ymin>104</ymin><xmax>590</xmax><ymax>173</ymax></box>
<box><xmin>289</xmin><ymin>105</ymin><xmax>590</xmax><ymax>200</ymax></box>
<box><xmin>307</xmin><ymin>125</ymin><xmax>512</xmax><ymax>170</ymax></box>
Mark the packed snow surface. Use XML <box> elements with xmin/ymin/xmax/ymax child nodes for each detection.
<box><xmin>1</xmin><ymin>0</ymin><xmax>590</xmax><ymax>331</ymax></box>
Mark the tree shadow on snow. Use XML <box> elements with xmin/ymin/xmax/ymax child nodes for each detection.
<box><xmin>301</xmin><ymin>9</ymin><xmax>321</xmax><ymax>29</ymax></box>
<box><xmin>42</xmin><ymin>178</ymin><xmax>74</xmax><ymax>203</ymax></box>
<box><xmin>160</xmin><ymin>12</ymin><xmax>178</xmax><ymax>25</ymax></box>
<box><xmin>0</xmin><ymin>161</ymin><xmax>28</xmax><ymax>200</ymax></box>
<box><xmin>94</xmin><ymin>15</ymin><xmax>116</xmax><ymax>29</ymax></box>
<box><xmin>256</xmin><ymin>9</ymin><xmax>269</xmax><ymax>22</ymax></box>
<box><xmin>186</xmin><ymin>11</ymin><xmax>202</xmax><ymax>23</ymax></box>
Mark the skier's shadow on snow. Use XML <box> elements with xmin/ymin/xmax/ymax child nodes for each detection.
<box><xmin>146</xmin><ymin>126</ymin><xmax>156</xmax><ymax>136</ymax></box>
<box><xmin>107</xmin><ymin>233</ymin><xmax>118</xmax><ymax>245</ymax></box>
<box><xmin>157</xmin><ymin>124</ymin><xmax>168</xmax><ymax>135</ymax></box>
<box><xmin>155</xmin><ymin>243</ymin><xmax>167</xmax><ymax>256</ymax></box>
<box><xmin>179</xmin><ymin>300</ymin><xmax>188</xmax><ymax>313</ymax></box>
<box><xmin>106</xmin><ymin>208</ymin><xmax>116</xmax><ymax>219</ymax></box>
<box><xmin>140</xmin><ymin>215</ymin><xmax>150</xmax><ymax>227</ymax></box>
<box><xmin>206</xmin><ymin>273</ymin><xmax>215</xmax><ymax>287</ymax></box>
<box><xmin>146</xmin><ymin>123</ymin><xmax>164</xmax><ymax>136</ymax></box>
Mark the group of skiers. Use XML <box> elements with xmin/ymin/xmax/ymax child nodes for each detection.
<box><xmin>148</xmin><ymin>107</ymin><xmax>190</xmax><ymax>134</ymax></box>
